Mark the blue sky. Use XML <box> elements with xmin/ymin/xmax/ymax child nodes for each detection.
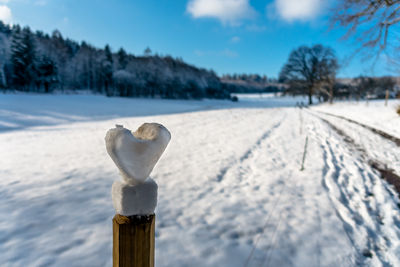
<box><xmin>0</xmin><ymin>0</ymin><xmax>395</xmax><ymax>78</ymax></box>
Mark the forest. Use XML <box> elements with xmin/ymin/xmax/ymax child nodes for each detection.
<box><xmin>0</xmin><ymin>22</ymin><xmax>229</xmax><ymax>99</ymax></box>
<box><xmin>0</xmin><ymin>21</ymin><xmax>398</xmax><ymax>102</ymax></box>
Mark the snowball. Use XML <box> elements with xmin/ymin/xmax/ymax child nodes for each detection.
<box><xmin>112</xmin><ymin>178</ymin><xmax>158</xmax><ymax>216</ymax></box>
<box><xmin>105</xmin><ymin>123</ymin><xmax>171</xmax><ymax>185</ymax></box>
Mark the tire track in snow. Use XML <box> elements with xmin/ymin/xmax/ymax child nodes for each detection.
<box><xmin>309</xmin><ymin>113</ymin><xmax>400</xmax><ymax>266</ymax></box>
<box><xmin>308</xmin><ymin>110</ymin><xmax>400</xmax><ymax>197</ymax></box>
<box><xmin>245</xmin><ymin>109</ymin><xmax>347</xmax><ymax>267</ymax></box>
<box><xmin>315</xmin><ymin>112</ymin><xmax>400</xmax><ymax>197</ymax></box>
<box><xmin>191</xmin><ymin>110</ymin><xmax>295</xmax><ymax>266</ymax></box>
<box><xmin>214</xmin><ymin>113</ymin><xmax>287</xmax><ymax>183</ymax></box>
<box><xmin>190</xmin><ymin>111</ymin><xmax>287</xmax><ymax>213</ymax></box>
<box><xmin>318</xmin><ymin>132</ymin><xmax>362</xmax><ymax>265</ymax></box>
<box><xmin>316</xmin><ymin>111</ymin><xmax>400</xmax><ymax>147</ymax></box>
<box><xmin>240</xmin><ymin>111</ymin><xmax>314</xmax><ymax>267</ymax></box>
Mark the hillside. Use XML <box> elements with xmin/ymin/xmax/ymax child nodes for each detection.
<box><xmin>0</xmin><ymin>22</ymin><xmax>228</xmax><ymax>99</ymax></box>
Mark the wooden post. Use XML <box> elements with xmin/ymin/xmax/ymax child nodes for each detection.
<box><xmin>385</xmin><ymin>89</ymin><xmax>389</xmax><ymax>106</ymax></box>
<box><xmin>300</xmin><ymin>136</ymin><xmax>309</xmax><ymax>171</ymax></box>
<box><xmin>113</xmin><ymin>214</ymin><xmax>155</xmax><ymax>267</ymax></box>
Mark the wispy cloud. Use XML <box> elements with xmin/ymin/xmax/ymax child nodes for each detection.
<box><xmin>245</xmin><ymin>24</ymin><xmax>267</xmax><ymax>32</ymax></box>
<box><xmin>187</xmin><ymin>0</ymin><xmax>256</xmax><ymax>26</ymax></box>
<box><xmin>230</xmin><ymin>36</ymin><xmax>240</xmax><ymax>43</ymax></box>
<box><xmin>220</xmin><ymin>48</ymin><xmax>238</xmax><ymax>58</ymax></box>
<box><xmin>0</xmin><ymin>5</ymin><xmax>12</xmax><ymax>24</ymax></box>
<box><xmin>269</xmin><ymin>0</ymin><xmax>324</xmax><ymax>22</ymax></box>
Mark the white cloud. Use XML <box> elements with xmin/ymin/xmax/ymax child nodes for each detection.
<box><xmin>187</xmin><ymin>0</ymin><xmax>256</xmax><ymax>26</ymax></box>
<box><xmin>0</xmin><ymin>5</ymin><xmax>12</xmax><ymax>24</ymax></box>
<box><xmin>272</xmin><ymin>0</ymin><xmax>323</xmax><ymax>22</ymax></box>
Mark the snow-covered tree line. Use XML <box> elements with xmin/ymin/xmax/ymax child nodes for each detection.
<box><xmin>220</xmin><ymin>73</ymin><xmax>284</xmax><ymax>93</ymax></box>
<box><xmin>221</xmin><ymin>73</ymin><xmax>269</xmax><ymax>83</ymax></box>
<box><xmin>0</xmin><ymin>22</ymin><xmax>229</xmax><ymax>99</ymax></box>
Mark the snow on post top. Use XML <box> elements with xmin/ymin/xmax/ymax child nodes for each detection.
<box><xmin>105</xmin><ymin>123</ymin><xmax>171</xmax><ymax>185</ymax></box>
<box><xmin>105</xmin><ymin>123</ymin><xmax>171</xmax><ymax>216</ymax></box>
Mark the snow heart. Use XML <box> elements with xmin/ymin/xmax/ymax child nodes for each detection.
<box><xmin>105</xmin><ymin>123</ymin><xmax>171</xmax><ymax>185</ymax></box>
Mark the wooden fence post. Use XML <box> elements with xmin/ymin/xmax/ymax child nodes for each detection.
<box><xmin>106</xmin><ymin>123</ymin><xmax>171</xmax><ymax>267</ymax></box>
<box><xmin>385</xmin><ymin>89</ymin><xmax>389</xmax><ymax>106</ymax></box>
<box><xmin>300</xmin><ymin>135</ymin><xmax>309</xmax><ymax>171</ymax></box>
<box><xmin>113</xmin><ymin>214</ymin><xmax>155</xmax><ymax>267</ymax></box>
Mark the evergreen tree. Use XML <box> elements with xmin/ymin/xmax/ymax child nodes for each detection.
<box><xmin>37</xmin><ymin>55</ymin><xmax>58</xmax><ymax>93</ymax></box>
<box><xmin>144</xmin><ymin>47</ymin><xmax>152</xmax><ymax>56</ymax></box>
<box><xmin>101</xmin><ymin>44</ymin><xmax>114</xmax><ymax>96</ymax></box>
<box><xmin>117</xmin><ymin>47</ymin><xmax>128</xmax><ymax>69</ymax></box>
<box><xmin>10</xmin><ymin>27</ymin><xmax>37</xmax><ymax>91</ymax></box>
<box><xmin>105</xmin><ymin>44</ymin><xmax>113</xmax><ymax>63</ymax></box>
<box><xmin>0</xmin><ymin>34</ymin><xmax>8</xmax><ymax>88</ymax></box>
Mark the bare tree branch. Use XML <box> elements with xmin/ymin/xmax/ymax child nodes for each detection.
<box><xmin>331</xmin><ymin>0</ymin><xmax>400</xmax><ymax>61</ymax></box>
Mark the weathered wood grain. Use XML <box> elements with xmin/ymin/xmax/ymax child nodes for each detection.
<box><xmin>113</xmin><ymin>214</ymin><xmax>155</xmax><ymax>267</ymax></box>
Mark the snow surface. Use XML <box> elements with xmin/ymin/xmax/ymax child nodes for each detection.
<box><xmin>0</xmin><ymin>93</ymin><xmax>307</xmax><ymax>132</ymax></box>
<box><xmin>313</xmin><ymin>99</ymin><xmax>400</xmax><ymax>139</ymax></box>
<box><xmin>1</xmin><ymin>94</ymin><xmax>399</xmax><ymax>266</ymax></box>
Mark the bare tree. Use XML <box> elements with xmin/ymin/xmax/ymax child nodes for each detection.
<box><xmin>279</xmin><ymin>44</ymin><xmax>339</xmax><ymax>105</ymax></box>
<box><xmin>331</xmin><ymin>0</ymin><xmax>400</xmax><ymax>59</ymax></box>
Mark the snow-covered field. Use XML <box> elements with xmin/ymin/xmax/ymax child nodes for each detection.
<box><xmin>313</xmin><ymin>100</ymin><xmax>400</xmax><ymax>139</ymax></box>
<box><xmin>1</xmin><ymin>94</ymin><xmax>399</xmax><ymax>266</ymax></box>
